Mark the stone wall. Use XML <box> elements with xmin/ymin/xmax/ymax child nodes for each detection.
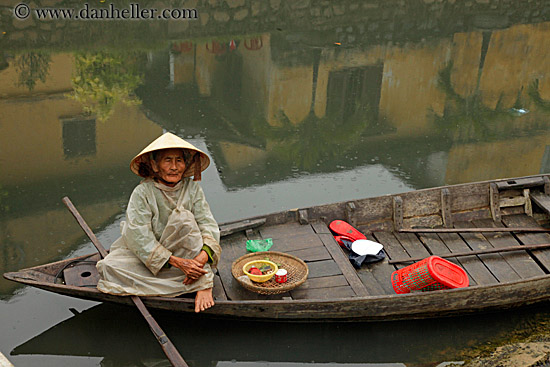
<box><xmin>1</xmin><ymin>0</ymin><xmax>550</xmax><ymax>51</ymax></box>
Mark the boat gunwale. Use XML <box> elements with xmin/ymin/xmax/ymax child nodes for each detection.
<box><xmin>217</xmin><ymin>173</ymin><xmax>550</xmax><ymax>229</ymax></box>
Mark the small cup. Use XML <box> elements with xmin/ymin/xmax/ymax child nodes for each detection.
<box><xmin>275</xmin><ymin>269</ymin><xmax>288</xmax><ymax>283</ymax></box>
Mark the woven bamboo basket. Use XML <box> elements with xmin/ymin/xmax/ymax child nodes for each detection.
<box><xmin>232</xmin><ymin>251</ymin><xmax>309</xmax><ymax>295</ymax></box>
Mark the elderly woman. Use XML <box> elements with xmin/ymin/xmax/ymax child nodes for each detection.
<box><xmin>96</xmin><ymin>133</ymin><xmax>221</xmax><ymax>313</ymax></box>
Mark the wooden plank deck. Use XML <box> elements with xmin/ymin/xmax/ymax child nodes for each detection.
<box><xmin>58</xmin><ymin>212</ymin><xmax>550</xmax><ymax>303</ymax></box>
<box><xmin>416</xmin><ymin>232</ymin><xmax>479</xmax><ymax>286</ymax></box>
<box><xmin>217</xmin><ymin>220</ymin><xmax>372</xmax><ymax>300</ymax></box>
<box><xmin>453</xmin><ymin>221</ymin><xmax>522</xmax><ymax>283</ymax></box>
<box><xmin>435</xmin><ymin>231</ymin><xmax>498</xmax><ymax>286</ymax></box>
<box><xmin>502</xmin><ymin>214</ymin><xmax>550</xmax><ymax>272</ymax></box>
<box><xmin>214</xmin><ymin>214</ymin><xmax>550</xmax><ymax>301</ymax></box>
<box><xmin>359</xmin><ymin>233</ymin><xmax>398</xmax><ymax>295</ymax></box>
<box><xmin>472</xmin><ymin>218</ymin><xmax>545</xmax><ymax>279</ymax></box>
<box><xmin>216</xmin><ymin>233</ymin><xmax>266</xmax><ymax>301</ymax></box>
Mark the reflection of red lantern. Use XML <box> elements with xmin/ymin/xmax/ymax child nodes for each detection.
<box><xmin>244</xmin><ymin>37</ymin><xmax>263</xmax><ymax>50</ymax></box>
<box><xmin>172</xmin><ymin>42</ymin><xmax>193</xmax><ymax>53</ymax></box>
<box><xmin>206</xmin><ymin>41</ymin><xmax>226</xmax><ymax>55</ymax></box>
<box><xmin>229</xmin><ymin>40</ymin><xmax>237</xmax><ymax>51</ymax></box>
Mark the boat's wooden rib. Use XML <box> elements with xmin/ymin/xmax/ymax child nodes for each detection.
<box><xmin>5</xmin><ymin>174</ymin><xmax>550</xmax><ymax>321</ymax></box>
<box><xmin>395</xmin><ymin>232</ymin><xmax>432</xmax><ymax>262</ymax></box>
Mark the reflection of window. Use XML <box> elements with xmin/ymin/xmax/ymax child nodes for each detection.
<box><xmin>326</xmin><ymin>66</ymin><xmax>383</xmax><ymax>124</ymax></box>
<box><xmin>541</xmin><ymin>145</ymin><xmax>550</xmax><ymax>173</ymax></box>
<box><xmin>213</xmin><ymin>53</ymin><xmax>243</xmax><ymax>113</ymax></box>
<box><xmin>61</xmin><ymin>117</ymin><xmax>96</xmax><ymax>158</ymax></box>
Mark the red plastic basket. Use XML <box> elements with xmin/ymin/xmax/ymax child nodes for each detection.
<box><xmin>391</xmin><ymin>256</ymin><xmax>469</xmax><ymax>294</ymax></box>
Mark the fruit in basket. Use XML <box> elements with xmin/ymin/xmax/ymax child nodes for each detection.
<box><xmin>249</xmin><ymin>267</ymin><xmax>262</xmax><ymax>276</ymax></box>
<box><xmin>243</xmin><ymin>260</ymin><xmax>279</xmax><ymax>282</ymax></box>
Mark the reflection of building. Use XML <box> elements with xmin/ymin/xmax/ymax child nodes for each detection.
<box><xmin>0</xmin><ymin>98</ymin><xmax>161</xmax><ymax>185</ymax></box>
<box><xmin>476</xmin><ymin>23</ymin><xmax>550</xmax><ymax>109</ymax></box>
<box><xmin>141</xmin><ymin>21</ymin><xmax>550</xmax><ymax>191</ymax></box>
<box><xmin>0</xmin><ymin>52</ymin><xmax>163</xmax><ymax>295</ymax></box>
<box><xmin>0</xmin><ymin>53</ymin><xmax>163</xmax><ymax>186</ymax></box>
<box><xmin>0</xmin><ymin>53</ymin><xmax>72</xmax><ymax>97</ymax></box>
<box><xmin>445</xmin><ymin>133</ymin><xmax>550</xmax><ymax>184</ymax></box>
<box><xmin>182</xmin><ymin>35</ymin><xmax>386</xmax><ymax>128</ymax></box>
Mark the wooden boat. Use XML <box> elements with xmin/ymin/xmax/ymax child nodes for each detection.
<box><xmin>5</xmin><ymin>174</ymin><xmax>550</xmax><ymax>321</ymax></box>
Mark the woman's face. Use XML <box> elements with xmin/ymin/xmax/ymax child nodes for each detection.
<box><xmin>151</xmin><ymin>148</ymin><xmax>186</xmax><ymax>186</ymax></box>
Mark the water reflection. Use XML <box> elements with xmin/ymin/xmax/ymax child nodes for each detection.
<box><xmin>2</xmin><ymin>0</ymin><xmax>550</xmax><ymax>299</ymax></box>
<box><xmin>69</xmin><ymin>52</ymin><xmax>144</xmax><ymax>122</ymax></box>
<box><xmin>138</xmin><ymin>24</ymin><xmax>550</xmax><ymax>189</ymax></box>
<box><xmin>2</xmin><ymin>7</ymin><xmax>550</xmax><ymax>293</ymax></box>
<box><xmin>13</xmin><ymin>52</ymin><xmax>51</xmax><ymax>90</ymax></box>
<box><xmin>11</xmin><ymin>302</ymin><xmax>550</xmax><ymax>366</ymax></box>
<box><xmin>3</xmin><ymin>1</ymin><xmax>550</xmax><ymax>365</ymax></box>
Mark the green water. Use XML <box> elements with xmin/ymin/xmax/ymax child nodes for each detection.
<box><xmin>2</xmin><ymin>0</ymin><xmax>550</xmax><ymax>365</ymax></box>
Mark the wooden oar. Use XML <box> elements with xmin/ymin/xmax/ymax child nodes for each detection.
<box><xmin>398</xmin><ymin>227</ymin><xmax>550</xmax><ymax>233</ymax></box>
<box><xmin>62</xmin><ymin>197</ymin><xmax>188</xmax><ymax>367</ymax></box>
<box><xmin>388</xmin><ymin>242</ymin><xmax>550</xmax><ymax>264</ymax></box>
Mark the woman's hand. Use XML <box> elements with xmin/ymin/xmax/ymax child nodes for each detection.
<box><xmin>193</xmin><ymin>250</ymin><xmax>209</xmax><ymax>267</ymax></box>
<box><xmin>168</xmin><ymin>255</ymin><xmax>207</xmax><ymax>282</ymax></box>
<box><xmin>182</xmin><ymin>251</ymin><xmax>209</xmax><ymax>285</ymax></box>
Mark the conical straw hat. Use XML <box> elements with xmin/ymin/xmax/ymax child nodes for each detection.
<box><xmin>130</xmin><ymin>132</ymin><xmax>210</xmax><ymax>180</ymax></box>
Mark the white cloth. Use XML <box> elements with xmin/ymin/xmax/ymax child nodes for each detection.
<box><xmin>96</xmin><ymin>178</ymin><xmax>221</xmax><ymax>297</ymax></box>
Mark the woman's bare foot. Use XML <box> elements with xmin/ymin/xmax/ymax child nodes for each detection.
<box><xmin>195</xmin><ymin>288</ymin><xmax>214</xmax><ymax>313</ymax></box>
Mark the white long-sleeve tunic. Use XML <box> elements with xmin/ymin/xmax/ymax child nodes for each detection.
<box><xmin>96</xmin><ymin>178</ymin><xmax>221</xmax><ymax>297</ymax></box>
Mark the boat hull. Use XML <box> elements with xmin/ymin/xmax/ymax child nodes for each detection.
<box><xmin>5</xmin><ymin>268</ymin><xmax>550</xmax><ymax>321</ymax></box>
